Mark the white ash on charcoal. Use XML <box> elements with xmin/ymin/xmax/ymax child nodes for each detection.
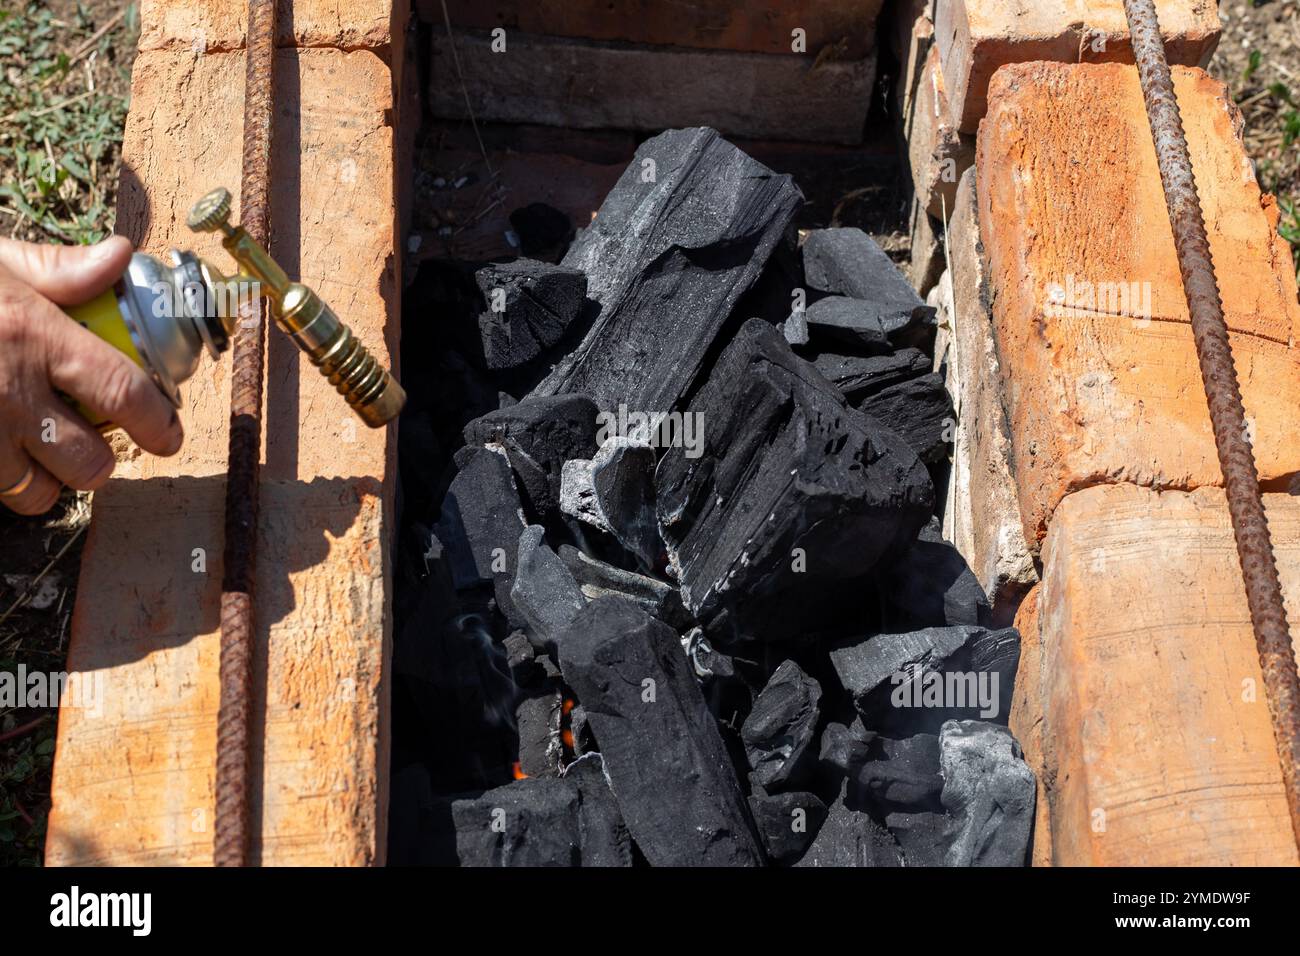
<box><xmin>462</xmin><ymin>394</ymin><xmax>600</xmax><ymax>520</ymax></box>
<box><xmin>509</xmin><ymin>526</ymin><xmax>586</xmax><ymax>652</ymax></box>
<box><xmin>741</xmin><ymin>660</ymin><xmax>822</xmax><ymax>792</ymax></box>
<box><xmin>656</xmin><ymin>319</ymin><xmax>934</xmax><ymax>631</ymax></box>
<box><xmin>557</xmin><ymin>544</ymin><xmax>691</xmax><ymax>629</ymax></box>
<box><xmin>939</xmin><ymin>720</ymin><xmax>1036</xmax><ymax>867</ymax></box>
<box><xmin>472</xmin><ymin>259</ymin><xmax>588</xmax><ymax>371</ymax></box>
<box><xmin>879</xmin><ymin>518</ymin><xmax>992</xmax><ymax>630</ymax></box>
<box><xmin>560</xmin><ymin>437</ymin><xmax>662</xmax><ymax>570</ymax></box>
<box><xmin>801</xmin><ymin>227</ymin><xmax>936</xmax><ymax>350</ymax></box>
<box><xmin>387</xmin><ymin>759</ymin><xmax>632</xmax><ymax>867</ymax></box>
<box><xmin>535</xmin><ymin>127</ymin><xmax>803</xmax><ymax>412</ymax></box>
<box><xmin>810</xmin><ymin>348</ymin><xmax>931</xmax><ymax>405</ymax></box>
<box><xmin>748</xmin><ymin>791</ymin><xmax>829</xmax><ymax>865</ymax></box>
<box><xmin>829</xmin><ymin>625</ymin><xmax>1020</xmax><ymax>734</ymax></box>
<box><xmin>557</xmin><ymin>597</ymin><xmax>765</xmax><ymax>867</ymax></box>
<box><xmin>859</xmin><ymin>372</ymin><xmax>955</xmax><ymax>464</ymax></box>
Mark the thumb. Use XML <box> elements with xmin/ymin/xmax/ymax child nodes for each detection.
<box><xmin>0</xmin><ymin>235</ymin><xmax>133</xmax><ymax>306</ymax></box>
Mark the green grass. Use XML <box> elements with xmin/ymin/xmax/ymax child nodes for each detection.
<box><xmin>0</xmin><ymin>2</ymin><xmax>137</xmax><ymax>244</ymax></box>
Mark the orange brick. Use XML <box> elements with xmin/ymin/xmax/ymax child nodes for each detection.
<box><xmin>936</xmin><ymin>0</ymin><xmax>1219</xmax><ymax>132</ymax></box>
<box><xmin>908</xmin><ymin>44</ymin><xmax>973</xmax><ymax>219</ymax></box>
<box><xmin>1008</xmin><ymin>585</ymin><xmax>1051</xmax><ymax>866</ymax></box>
<box><xmin>937</xmin><ymin>168</ymin><xmax>1037</xmax><ymax>619</ymax></box>
<box><xmin>978</xmin><ymin>62</ymin><xmax>1300</xmax><ymax>544</ymax></box>
<box><xmin>137</xmin><ymin>0</ymin><xmax>399</xmax><ymax>53</ymax></box>
<box><xmin>46</xmin><ymin>42</ymin><xmax>400</xmax><ymax>865</ymax></box>
<box><xmin>1038</xmin><ymin>484</ymin><xmax>1300</xmax><ymax>866</ymax></box>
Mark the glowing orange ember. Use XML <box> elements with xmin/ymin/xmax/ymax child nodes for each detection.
<box><xmin>512</xmin><ymin>761</ymin><xmax>528</xmax><ymax>780</ymax></box>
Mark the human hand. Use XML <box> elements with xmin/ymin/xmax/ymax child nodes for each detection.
<box><xmin>0</xmin><ymin>236</ymin><xmax>184</xmax><ymax>515</ymax></box>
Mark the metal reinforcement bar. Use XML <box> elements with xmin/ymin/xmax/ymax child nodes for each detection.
<box><xmin>1124</xmin><ymin>0</ymin><xmax>1300</xmax><ymax>851</ymax></box>
<box><xmin>214</xmin><ymin>0</ymin><xmax>276</xmax><ymax>868</ymax></box>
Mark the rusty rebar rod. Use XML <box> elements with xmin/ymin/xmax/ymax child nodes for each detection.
<box><xmin>1124</xmin><ymin>0</ymin><xmax>1300</xmax><ymax>851</ymax></box>
<box><xmin>214</xmin><ymin>0</ymin><xmax>276</xmax><ymax>868</ymax></box>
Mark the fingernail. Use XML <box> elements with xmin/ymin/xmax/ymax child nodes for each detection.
<box><xmin>165</xmin><ymin>424</ymin><xmax>184</xmax><ymax>456</ymax></box>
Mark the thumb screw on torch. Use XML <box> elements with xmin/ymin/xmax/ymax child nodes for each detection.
<box><xmin>187</xmin><ymin>187</ymin><xmax>406</xmax><ymax>427</ymax></box>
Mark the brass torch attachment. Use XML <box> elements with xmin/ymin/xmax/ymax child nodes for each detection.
<box><xmin>186</xmin><ymin>187</ymin><xmax>406</xmax><ymax>427</ymax></box>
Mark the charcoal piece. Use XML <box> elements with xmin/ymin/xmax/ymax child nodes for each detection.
<box><xmin>558</xmin><ymin>544</ymin><xmax>690</xmax><ymax>628</ymax></box>
<box><xmin>794</xmin><ymin>787</ymin><xmax>904</xmax><ymax>868</ymax></box>
<box><xmin>464</xmin><ymin>394</ymin><xmax>599</xmax><ymax>518</ymax></box>
<box><xmin>881</xmin><ymin>519</ymin><xmax>991</xmax><ymax>630</ymax></box>
<box><xmin>570</xmin><ymin>702</ymin><xmax>596</xmax><ymax>757</ymax></box>
<box><xmin>515</xmin><ymin>687</ymin><xmax>564</xmax><ymax>778</ymax></box>
<box><xmin>473</xmin><ymin>259</ymin><xmax>587</xmax><ymax>370</ymax></box>
<box><xmin>434</xmin><ymin>447</ymin><xmax>528</xmax><ymax>608</ymax></box>
<box><xmin>560</xmin><ymin>438</ymin><xmax>662</xmax><ymax>568</ymax></box>
<box><xmin>682</xmin><ymin>627</ymin><xmax>735</xmax><ymax>681</ymax></box>
<box><xmin>812</xmin><ymin>348</ymin><xmax>930</xmax><ymax>403</ymax></box>
<box><xmin>885</xmin><ymin>811</ymin><xmax>948</xmax><ymax>867</ymax></box>
<box><xmin>509</xmin><ymin>202</ymin><xmax>574</xmax><ymax>259</ymax></box>
<box><xmin>435</xmin><ymin>772</ymin><xmax>632</xmax><ymax>867</ymax></box>
<box><xmin>655</xmin><ymin>319</ymin><xmax>933</xmax><ymax>627</ymax></box>
<box><xmin>829</xmin><ymin>626</ymin><xmax>1020</xmax><ymax>733</ymax></box>
<box><xmin>503</xmin><ymin>630</ymin><xmax>539</xmax><ymax>686</ymax></box>
<box><xmin>563</xmin><ymin>754</ymin><xmax>635</xmax><ymax>867</ymax></box>
<box><xmin>802</xmin><ymin>295</ymin><xmax>892</xmax><ymax>353</ymax></box>
<box><xmin>741</xmin><ymin>660</ymin><xmax>822</xmax><ymax>791</ymax></box>
<box><xmin>557</xmin><ymin>597</ymin><xmax>764</xmax><ymax>867</ymax></box>
<box><xmin>510</xmin><ymin>526</ymin><xmax>585</xmax><ymax>651</ymax></box>
<box><xmin>535</xmin><ymin>127</ymin><xmax>803</xmax><ymax>412</ymax></box>
<box><xmin>819</xmin><ymin>720</ymin><xmax>876</xmax><ymax>780</ymax></box>
<box><xmin>939</xmin><ymin>720</ymin><xmax>1035</xmax><ymax>867</ymax></box>
<box><xmin>859</xmin><ymin>373</ymin><xmax>954</xmax><ymax>463</ymax></box>
<box><xmin>494</xmin><ymin>438</ymin><xmax>552</xmax><ymax>522</ymax></box>
<box><xmin>801</xmin><ymin>227</ymin><xmax>935</xmax><ymax>348</ymax></box>
<box><xmin>858</xmin><ymin>734</ymin><xmax>943</xmax><ymax>811</ymax></box>
<box><xmin>591</xmin><ymin>439</ymin><xmax>661</xmax><ymax>567</ymax></box>
<box><xmin>748</xmin><ymin>791</ymin><xmax>828</xmax><ymax>865</ymax></box>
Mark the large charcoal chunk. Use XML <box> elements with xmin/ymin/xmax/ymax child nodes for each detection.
<box><xmin>557</xmin><ymin>597</ymin><xmax>764</xmax><ymax>867</ymax></box>
<box><xmin>510</xmin><ymin>526</ymin><xmax>585</xmax><ymax>651</ymax></box>
<box><xmin>434</xmin><ymin>447</ymin><xmax>528</xmax><ymax>615</ymax></box>
<box><xmin>802</xmin><ymin>228</ymin><xmax>935</xmax><ymax>348</ymax></box>
<box><xmin>801</xmin><ymin>296</ymin><xmax>892</xmax><ymax>353</ymax></box>
<box><xmin>748</xmin><ymin>791</ymin><xmax>828</xmax><ymax>865</ymax></box>
<box><xmin>419</xmin><ymin>771</ymin><xmax>632</xmax><ymax>867</ymax></box>
<box><xmin>794</xmin><ymin>786</ymin><xmax>904</xmax><ymax>868</ymax></box>
<box><xmin>881</xmin><ymin>519</ymin><xmax>991</xmax><ymax>630</ymax></box>
<box><xmin>860</xmin><ymin>373</ymin><xmax>954</xmax><ymax>463</ymax></box>
<box><xmin>939</xmin><ymin>720</ymin><xmax>1035</xmax><ymax>866</ymax></box>
<box><xmin>656</xmin><ymin>319</ymin><xmax>934</xmax><ymax>625</ymax></box>
<box><xmin>742</xmin><ymin>660</ymin><xmax>822</xmax><ymax>791</ymax></box>
<box><xmin>464</xmin><ymin>395</ymin><xmax>599</xmax><ymax>518</ymax></box>
<box><xmin>812</xmin><ymin>348</ymin><xmax>930</xmax><ymax>403</ymax></box>
<box><xmin>536</xmin><ymin>127</ymin><xmax>803</xmax><ymax>412</ymax></box>
<box><xmin>473</xmin><ymin>259</ymin><xmax>587</xmax><ymax>370</ymax></box>
<box><xmin>829</xmin><ymin>626</ymin><xmax>1019</xmax><ymax>733</ymax></box>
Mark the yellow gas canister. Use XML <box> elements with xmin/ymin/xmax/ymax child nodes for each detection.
<box><xmin>62</xmin><ymin>250</ymin><xmax>237</xmax><ymax>429</ymax></box>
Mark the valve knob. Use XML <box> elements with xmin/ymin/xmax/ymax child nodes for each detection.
<box><xmin>188</xmin><ymin>187</ymin><xmax>233</xmax><ymax>233</ymax></box>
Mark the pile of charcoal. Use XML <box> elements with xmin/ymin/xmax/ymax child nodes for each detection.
<box><xmin>388</xmin><ymin>127</ymin><xmax>1035</xmax><ymax>867</ymax></box>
